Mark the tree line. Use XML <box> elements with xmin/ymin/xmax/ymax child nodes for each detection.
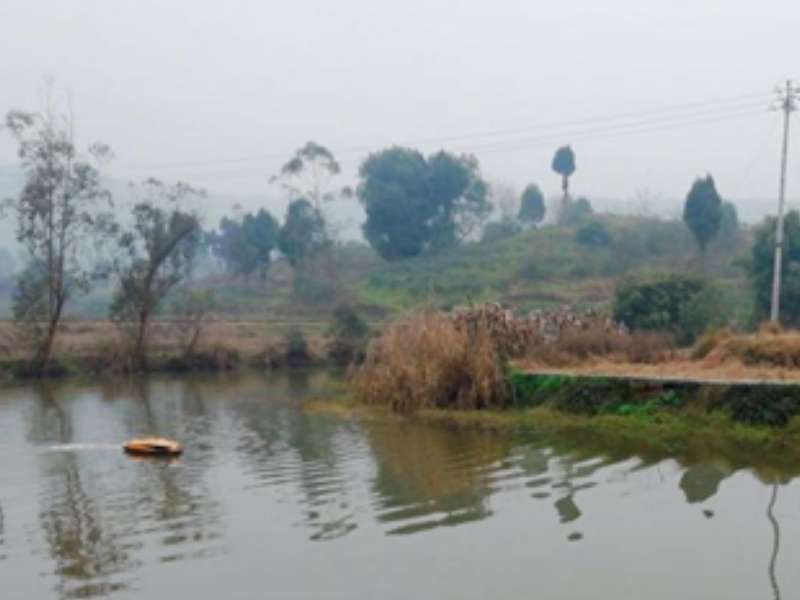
<box><xmin>3</xmin><ymin>95</ymin><xmax>791</xmax><ymax>374</ymax></box>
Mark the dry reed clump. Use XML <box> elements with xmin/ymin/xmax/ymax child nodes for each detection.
<box><xmin>624</xmin><ymin>332</ymin><xmax>674</xmax><ymax>363</ymax></box>
<box><xmin>556</xmin><ymin>325</ymin><xmax>630</xmax><ymax>359</ymax></box>
<box><xmin>707</xmin><ymin>329</ymin><xmax>800</xmax><ymax>367</ymax></box>
<box><xmin>690</xmin><ymin>328</ymin><xmax>734</xmax><ymax>360</ymax></box>
<box><xmin>452</xmin><ymin>303</ymin><xmax>629</xmax><ymax>358</ymax></box>
<box><xmin>352</xmin><ymin>310</ymin><xmax>510</xmax><ymax>413</ymax></box>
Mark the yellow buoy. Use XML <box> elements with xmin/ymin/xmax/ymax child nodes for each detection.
<box><xmin>123</xmin><ymin>437</ymin><xmax>183</xmax><ymax>457</ymax></box>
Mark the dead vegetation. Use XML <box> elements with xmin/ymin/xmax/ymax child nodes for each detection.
<box><xmin>700</xmin><ymin>325</ymin><xmax>800</xmax><ymax>368</ymax></box>
<box><xmin>352</xmin><ymin>309</ymin><xmax>510</xmax><ymax>413</ymax></box>
<box><xmin>352</xmin><ymin>304</ymin><xmax>676</xmax><ymax>413</ymax></box>
<box><xmin>523</xmin><ymin>322</ymin><xmax>800</xmax><ymax>383</ymax></box>
<box><xmin>0</xmin><ymin>319</ymin><xmax>328</xmax><ymax>374</ymax></box>
<box><xmin>450</xmin><ymin>303</ymin><xmax>672</xmax><ymax>366</ymax></box>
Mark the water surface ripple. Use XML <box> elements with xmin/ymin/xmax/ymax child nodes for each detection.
<box><xmin>0</xmin><ymin>371</ymin><xmax>797</xmax><ymax>599</ymax></box>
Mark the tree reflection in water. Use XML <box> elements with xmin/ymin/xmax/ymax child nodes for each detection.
<box><xmin>365</xmin><ymin>420</ymin><xmax>512</xmax><ymax>535</ymax></box>
<box><xmin>29</xmin><ymin>379</ymin><xmax>225</xmax><ymax>599</ymax></box>
<box><xmin>118</xmin><ymin>378</ymin><xmax>223</xmax><ymax>563</ymax></box>
<box><xmin>679</xmin><ymin>463</ymin><xmax>732</xmax><ymax>506</ymax></box>
<box><xmin>550</xmin><ymin>456</ymin><xmax>604</xmax><ymax>525</ymax></box>
<box><xmin>7</xmin><ymin>371</ymin><xmax>800</xmax><ymax>599</ymax></box>
<box><xmin>33</xmin><ymin>385</ymin><xmax>133</xmax><ymax>599</ymax></box>
<box><xmin>229</xmin><ymin>370</ymin><xmax>361</xmax><ymax>541</ymax></box>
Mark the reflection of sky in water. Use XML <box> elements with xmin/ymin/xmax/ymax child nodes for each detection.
<box><xmin>0</xmin><ymin>371</ymin><xmax>795</xmax><ymax>599</ymax></box>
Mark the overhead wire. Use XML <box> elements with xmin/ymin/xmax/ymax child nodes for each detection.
<box><xmin>148</xmin><ymin>102</ymin><xmax>770</xmax><ymax>182</ymax></box>
<box><xmin>123</xmin><ymin>89</ymin><xmax>773</xmax><ymax>173</ymax></box>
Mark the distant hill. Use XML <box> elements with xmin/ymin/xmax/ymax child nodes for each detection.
<box><xmin>0</xmin><ymin>166</ymin><xmax>760</xmax><ymax>324</ymax></box>
<box><xmin>351</xmin><ymin>213</ymin><xmax>753</xmax><ymax>323</ymax></box>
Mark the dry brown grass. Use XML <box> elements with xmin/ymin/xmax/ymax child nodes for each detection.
<box><xmin>707</xmin><ymin>329</ymin><xmax>800</xmax><ymax>368</ymax></box>
<box><xmin>690</xmin><ymin>328</ymin><xmax>734</xmax><ymax>360</ymax></box>
<box><xmin>352</xmin><ymin>310</ymin><xmax>510</xmax><ymax>413</ymax></box>
<box><xmin>0</xmin><ymin>319</ymin><xmax>327</xmax><ymax>368</ymax></box>
<box><xmin>527</xmin><ymin>324</ymin><xmax>673</xmax><ymax>366</ymax></box>
<box><xmin>519</xmin><ymin>325</ymin><xmax>800</xmax><ymax>383</ymax></box>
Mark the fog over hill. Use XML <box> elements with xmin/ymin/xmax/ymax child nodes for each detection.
<box><xmin>0</xmin><ymin>164</ymin><xmax>366</xmax><ymax>243</ymax></box>
<box><xmin>0</xmin><ymin>163</ymin><xmax>790</xmax><ymax>254</ymax></box>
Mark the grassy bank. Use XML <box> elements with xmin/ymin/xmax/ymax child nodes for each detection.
<box><xmin>0</xmin><ymin>318</ymin><xmax>338</xmax><ymax>379</ymax></box>
<box><xmin>307</xmin><ymin>393</ymin><xmax>800</xmax><ymax>477</ymax></box>
<box><xmin>356</xmin><ymin>213</ymin><xmax>751</xmax><ymax>315</ymax></box>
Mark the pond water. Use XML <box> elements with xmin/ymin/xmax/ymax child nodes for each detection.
<box><xmin>0</xmin><ymin>370</ymin><xmax>797</xmax><ymax>599</ymax></box>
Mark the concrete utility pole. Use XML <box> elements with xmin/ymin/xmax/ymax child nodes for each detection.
<box><xmin>770</xmin><ymin>80</ymin><xmax>798</xmax><ymax>323</ymax></box>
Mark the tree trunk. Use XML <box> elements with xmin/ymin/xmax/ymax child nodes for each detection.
<box><xmin>134</xmin><ymin>310</ymin><xmax>150</xmax><ymax>371</ymax></box>
<box><xmin>185</xmin><ymin>326</ymin><xmax>201</xmax><ymax>358</ymax></box>
<box><xmin>561</xmin><ymin>175</ymin><xmax>570</xmax><ymax>219</ymax></box>
<box><xmin>35</xmin><ymin>299</ymin><xmax>63</xmax><ymax>375</ymax></box>
<box><xmin>699</xmin><ymin>245</ymin><xmax>707</xmax><ymax>274</ymax></box>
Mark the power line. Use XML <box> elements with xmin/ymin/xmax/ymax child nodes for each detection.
<box><xmin>148</xmin><ymin>104</ymin><xmax>768</xmax><ymax>182</ymax></box>
<box><xmin>462</xmin><ymin>103</ymin><xmax>767</xmax><ymax>154</ymax></box>
<box><xmin>124</xmin><ymin>90</ymin><xmax>772</xmax><ymax>172</ymax></box>
<box><xmin>403</xmin><ymin>93</ymin><xmax>770</xmax><ymax>145</ymax></box>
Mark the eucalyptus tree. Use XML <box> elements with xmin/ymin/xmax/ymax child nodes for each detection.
<box><xmin>273</xmin><ymin>142</ymin><xmax>352</xmax><ymax>299</ymax></box>
<box><xmin>278</xmin><ymin>198</ymin><xmax>327</xmax><ymax>268</ymax></box>
<box><xmin>3</xmin><ymin>108</ymin><xmax>116</xmax><ymax>373</ymax></box>
<box><xmin>109</xmin><ymin>179</ymin><xmax>203</xmax><ymax>369</ymax></box>
<box><xmin>272</xmin><ymin>141</ymin><xmax>351</xmax><ymax>211</ymax></box>
<box><xmin>212</xmin><ymin>209</ymin><xmax>280</xmax><ymax>281</ymax></box>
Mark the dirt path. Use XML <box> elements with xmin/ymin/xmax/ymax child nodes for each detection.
<box><xmin>517</xmin><ymin>359</ymin><xmax>800</xmax><ymax>386</ymax></box>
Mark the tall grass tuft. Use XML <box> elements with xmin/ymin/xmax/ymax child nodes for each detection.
<box><xmin>352</xmin><ymin>310</ymin><xmax>510</xmax><ymax>413</ymax></box>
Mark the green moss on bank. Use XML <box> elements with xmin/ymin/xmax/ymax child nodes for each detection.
<box><xmin>314</xmin><ymin>370</ymin><xmax>800</xmax><ymax>472</ymax></box>
<box><xmin>510</xmin><ymin>372</ymin><xmax>800</xmax><ymax>427</ymax></box>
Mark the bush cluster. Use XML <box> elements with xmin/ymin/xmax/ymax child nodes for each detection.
<box><xmin>613</xmin><ymin>273</ymin><xmax>727</xmax><ymax>345</ymax></box>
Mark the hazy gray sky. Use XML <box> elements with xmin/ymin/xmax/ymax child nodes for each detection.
<box><xmin>2</xmin><ymin>0</ymin><xmax>800</xmax><ymax>219</ymax></box>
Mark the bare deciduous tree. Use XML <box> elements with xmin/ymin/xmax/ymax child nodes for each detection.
<box><xmin>169</xmin><ymin>287</ymin><xmax>218</xmax><ymax>357</ymax></box>
<box><xmin>3</xmin><ymin>107</ymin><xmax>115</xmax><ymax>373</ymax></box>
<box><xmin>109</xmin><ymin>179</ymin><xmax>202</xmax><ymax>370</ymax></box>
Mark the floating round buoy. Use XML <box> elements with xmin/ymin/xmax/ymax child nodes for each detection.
<box><xmin>123</xmin><ymin>437</ymin><xmax>183</xmax><ymax>457</ymax></box>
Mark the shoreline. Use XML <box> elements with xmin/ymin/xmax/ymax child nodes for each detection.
<box><xmin>307</xmin><ymin>368</ymin><xmax>800</xmax><ymax>472</ymax></box>
<box><xmin>0</xmin><ymin>318</ymin><xmax>339</xmax><ymax>380</ymax></box>
<box><xmin>306</xmin><ymin>396</ymin><xmax>800</xmax><ymax>473</ymax></box>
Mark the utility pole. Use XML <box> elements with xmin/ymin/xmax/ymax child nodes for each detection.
<box><xmin>770</xmin><ymin>80</ymin><xmax>798</xmax><ymax>323</ymax></box>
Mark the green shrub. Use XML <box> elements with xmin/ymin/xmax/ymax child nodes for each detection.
<box><xmin>677</xmin><ymin>285</ymin><xmax>730</xmax><ymax>345</ymax></box>
<box><xmin>748</xmin><ymin>211</ymin><xmax>800</xmax><ymax>326</ymax></box>
<box><xmin>613</xmin><ymin>273</ymin><xmax>725</xmax><ymax>345</ymax></box>
<box><xmin>482</xmin><ymin>220</ymin><xmax>522</xmax><ymax>243</ymax></box>
<box><xmin>549</xmin><ymin>378</ymin><xmax>627</xmax><ymax>415</ymax></box>
<box><xmin>576</xmin><ymin>221</ymin><xmax>612</xmax><ymax>248</ymax></box>
<box><xmin>720</xmin><ymin>385</ymin><xmax>800</xmax><ymax>427</ymax></box>
<box><xmin>292</xmin><ymin>268</ymin><xmax>336</xmax><ymax>306</ymax></box>
<box><xmin>284</xmin><ymin>328</ymin><xmax>311</xmax><ymax>366</ymax></box>
<box><xmin>559</xmin><ymin>197</ymin><xmax>593</xmax><ymax>225</ymax></box>
<box><xmin>326</xmin><ymin>304</ymin><xmax>370</xmax><ymax>365</ymax></box>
